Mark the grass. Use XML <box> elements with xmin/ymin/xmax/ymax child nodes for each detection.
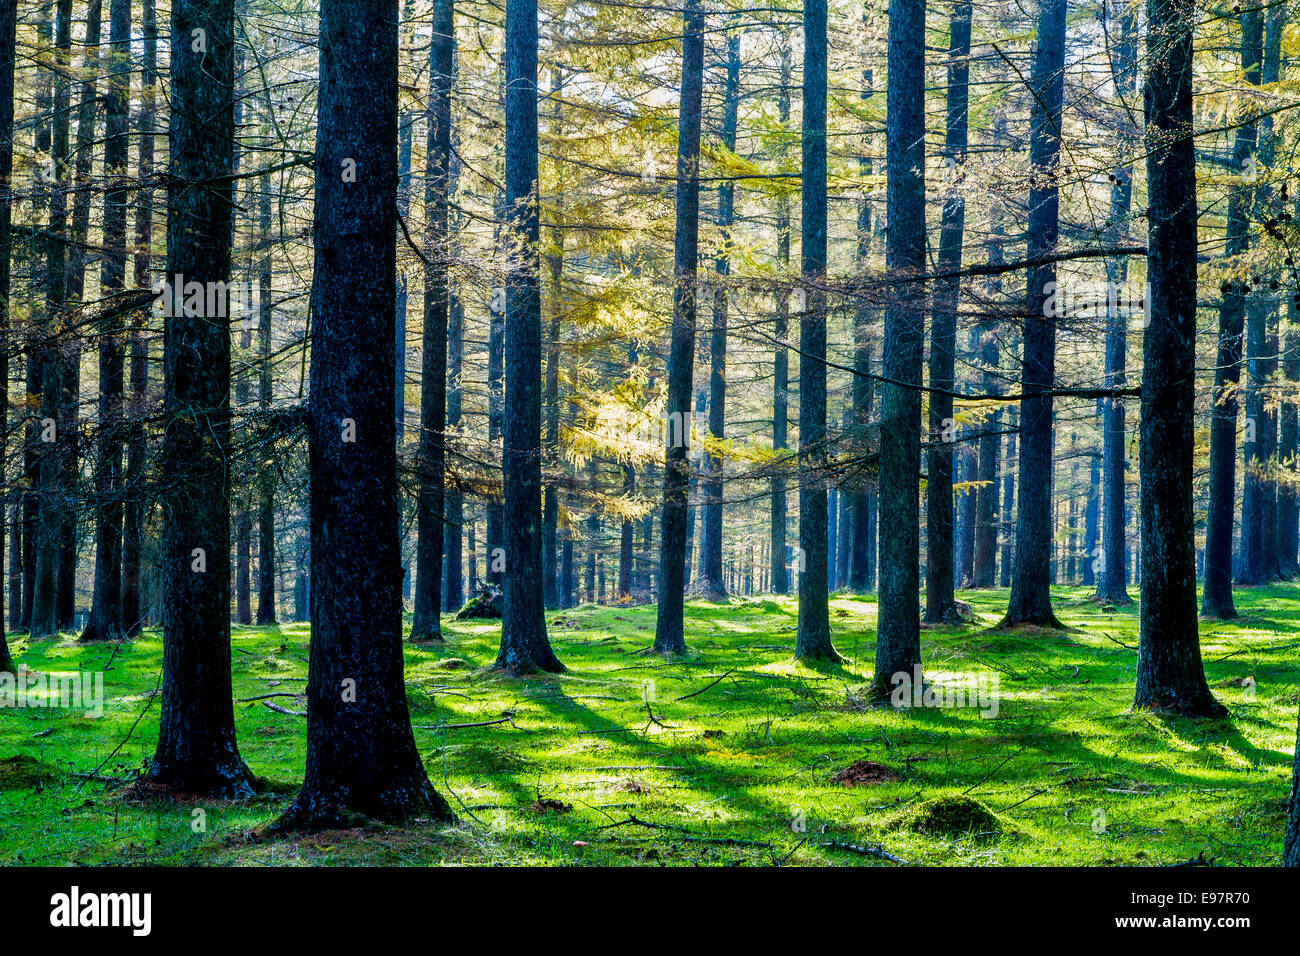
<box><xmin>1</xmin><ymin>583</ymin><xmax>1297</xmax><ymax>866</ymax></box>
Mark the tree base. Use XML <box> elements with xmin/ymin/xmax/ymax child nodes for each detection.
<box><xmin>409</xmin><ymin>626</ymin><xmax>444</xmax><ymax>644</ymax></box>
<box><xmin>142</xmin><ymin>759</ymin><xmax>259</xmax><ymax>799</ymax></box>
<box><xmin>268</xmin><ymin>781</ymin><xmax>455</xmax><ymax>834</ymax></box>
<box><xmin>79</xmin><ymin>621</ymin><xmax>124</xmax><ymax>644</ymax></box>
<box><xmin>1133</xmin><ymin>690</ymin><xmax>1228</xmax><ymax>720</ymax></box>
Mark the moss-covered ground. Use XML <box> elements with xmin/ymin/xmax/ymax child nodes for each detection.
<box><xmin>2</xmin><ymin>584</ymin><xmax>1296</xmax><ymax>866</ymax></box>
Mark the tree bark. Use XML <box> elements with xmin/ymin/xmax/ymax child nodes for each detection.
<box><xmin>873</xmin><ymin>0</ymin><xmax>925</xmax><ymax>690</ymax></box>
<box><xmin>496</xmin><ymin>0</ymin><xmax>561</xmax><ymax>672</ymax></box>
<box><xmin>149</xmin><ymin>0</ymin><xmax>254</xmax><ymax>795</ymax></box>
<box><xmin>1135</xmin><ymin>0</ymin><xmax>1226</xmax><ymax>718</ymax></box>
<box><xmin>795</xmin><ymin>0</ymin><xmax>838</xmax><ymax>661</ymax></box>
<box><xmin>275</xmin><ymin>0</ymin><xmax>452</xmax><ymax>828</ymax></box>
<box><xmin>410</xmin><ymin>0</ymin><xmax>455</xmax><ymax>643</ymax></box>
<box><xmin>925</xmin><ymin>0</ymin><xmax>970</xmax><ymax>623</ymax></box>
<box><xmin>1002</xmin><ymin>0</ymin><xmax>1065</xmax><ymax>629</ymax></box>
<box><xmin>652</xmin><ymin>0</ymin><xmax>704</xmax><ymax>654</ymax></box>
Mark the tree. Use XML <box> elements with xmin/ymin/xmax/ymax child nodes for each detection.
<box><xmin>769</xmin><ymin>32</ymin><xmax>792</xmax><ymax>597</ymax></box>
<box><xmin>1096</xmin><ymin>0</ymin><xmax>1136</xmax><ymax>605</ymax></box>
<box><xmin>699</xmin><ymin>25</ymin><xmax>740</xmax><ymax>601</ymax></box>
<box><xmin>275</xmin><ymin>0</ymin><xmax>453</xmax><ymax>828</ymax></box>
<box><xmin>1287</xmin><ymin>709</ymin><xmax>1300</xmax><ymax>864</ymax></box>
<box><xmin>924</xmin><ymin>0</ymin><xmax>971</xmax><ymax>625</ymax></box>
<box><xmin>1002</xmin><ymin>0</ymin><xmax>1065</xmax><ymax>630</ymax></box>
<box><xmin>81</xmin><ymin>0</ymin><xmax>133</xmax><ymax>644</ymax></box>
<box><xmin>148</xmin><ymin>0</ymin><xmax>254</xmax><ymax>795</ymax></box>
<box><xmin>653</xmin><ymin>0</ymin><xmax>704</xmax><ymax>655</ymax></box>
<box><xmin>1202</xmin><ymin>5</ymin><xmax>1260</xmax><ymax>619</ymax></box>
<box><xmin>795</xmin><ymin>0</ymin><xmax>838</xmax><ymax>661</ymax></box>
<box><xmin>0</xmin><ymin>0</ymin><xmax>14</xmax><ymax>672</ymax></box>
<box><xmin>873</xmin><ymin>0</ymin><xmax>925</xmax><ymax>693</ymax></box>
<box><xmin>411</xmin><ymin>0</ymin><xmax>455</xmax><ymax>643</ymax></box>
<box><xmin>1135</xmin><ymin>0</ymin><xmax>1225</xmax><ymax>718</ymax></box>
<box><xmin>496</xmin><ymin>0</ymin><xmax>562</xmax><ymax>673</ymax></box>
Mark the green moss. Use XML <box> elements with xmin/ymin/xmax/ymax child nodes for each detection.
<box><xmin>0</xmin><ymin>583</ymin><xmax>1296</xmax><ymax>865</ymax></box>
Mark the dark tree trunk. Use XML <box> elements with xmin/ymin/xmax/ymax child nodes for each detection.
<box><xmin>541</xmin><ymin>66</ymin><xmax>564</xmax><ymax>610</ymax></box>
<box><xmin>1287</xmin><ymin>709</ymin><xmax>1300</xmax><ymax>864</ymax></box>
<box><xmin>275</xmin><ymin>0</ymin><xmax>452</xmax><ymax>828</ymax></box>
<box><xmin>443</xmin><ymin>293</ymin><xmax>465</xmax><ymax>611</ymax></box>
<box><xmin>411</xmin><ymin>0</ymin><xmax>454</xmax><ymax>643</ymax></box>
<box><xmin>1002</xmin><ymin>0</ymin><xmax>1065</xmax><ymax>629</ymax></box>
<box><xmin>836</xmin><ymin>467</ymin><xmax>851</xmax><ymax>589</ymax></box>
<box><xmin>1135</xmin><ymin>0</ymin><xmax>1225</xmax><ymax>718</ymax></box>
<box><xmin>1082</xmin><ymin>409</ymin><xmax>1101</xmax><ymax>588</ymax></box>
<box><xmin>255</xmin><ymin>170</ymin><xmax>276</xmax><ymax>624</ymax></box>
<box><xmin>1203</xmin><ymin>7</ymin><xmax>1260</xmax><ymax>618</ymax></box>
<box><xmin>795</xmin><ymin>0</ymin><xmax>837</xmax><ymax>661</ymax></box>
<box><xmin>769</xmin><ymin>36</ymin><xmax>792</xmax><ymax>597</ymax></box>
<box><xmin>496</xmin><ymin>0</ymin><xmax>561</xmax><ymax>673</ymax></box>
<box><xmin>972</xmin><ymin>149</ymin><xmax>1004</xmax><ymax>591</ymax></box>
<box><xmin>652</xmin><ymin>0</ymin><xmax>703</xmax><ymax>654</ymax></box>
<box><xmin>485</xmin><ymin>211</ymin><xmax>505</xmax><ymax>586</ymax></box>
<box><xmin>873</xmin><ymin>0</ymin><xmax>925</xmax><ymax>691</ymax></box>
<box><xmin>1097</xmin><ymin>6</ymin><xmax>1135</xmax><ymax>605</ymax></box>
<box><xmin>1280</xmin><ymin>240</ymin><xmax>1300</xmax><ymax>577</ymax></box>
<box><xmin>122</xmin><ymin>0</ymin><xmax>157</xmax><ymax>636</ymax></box>
<box><xmin>149</xmin><ymin>0</ymin><xmax>253</xmax><ymax>795</ymax></box>
<box><xmin>81</xmin><ymin>0</ymin><xmax>132</xmax><ymax>643</ymax></box>
<box><xmin>699</xmin><ymin>28</ymin><xmax>739</xmax><ymax>600</ymax></box>
<box><xmin>0</xmin><ymin>0</ymin><xmax>14</xmax><ymax>670</ymax></box>
<box><xmin>925</xmin><ymin>0</ymin><xmax>970</xmax><ymax>623</ymax></box>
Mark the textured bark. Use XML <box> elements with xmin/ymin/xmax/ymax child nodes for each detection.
<box><xmin>796</xmin><ymin>0</ymin><xmax>837</xmax><ymax>661</ymax></box>
<box><xmin>411</xmin><ymin>0</ymin><xmax>455</xmax><ymax>643</ymax></box>
<box><xmin>1202</xmin><ymin>7</ymin><xmax>1259</xmax><ymax>618</ymax></box>
<box><xmin>30</xmin><ymin>0</ymin><xmax>73</xmax><ymax>639</ymax></box>
<box><xmin>700</xmin><ymin>29</ymin><xmax>740</xmax><ymax>600</ymax></box>
<box><xmin>0</xmin><ymin>0</ymin><xmax>14</xmax><ymax>670</ymax></box>
<box><xmin>769</xmin><ymin>36</ymin><xmax>792</xmax><ymax>597</ymax></box>
<box><xmin>255</xmin><ymin>169</ymin><xmax>276</xmax><ymax>625</ymax></box>
<box><xmin>924</xmin><ymin>1</ymin><xmax>970</xmax><ymax>623</ymax></box>
<box><xmin>81</xmin><ymin>0</ymin><xmax>132</xmax><ymax>643</ymax></box>
<box><xmin>848</xmin><ymin>67</ymin><xmax>874</xmax><ymax>594</ymax></box>
<box><xmin>1135</xmin><ymin>0</ymin><xmax>1225</xmax><ymax>718</ymax></box>
<box><xmin>972</xmin><ymin>146</ymin><xmax>1004</xmax><ymax>591</ymax></box>
<box><xmin>149</xmin><ymin>0</ymin><xmax>253</xmax><ymax>795</ymax></box>
<box><xmin>496</xmin><ymin>0</ymin><xmax>561</xmax><ymax>673</ymax></box>
<box><xmin>1097</xmin><ymin>19</ymin><xmax>1135</xmax><ymax>606</ymax></box>
<box><xmin>1002</xmin><ymin>0</ymin><xmax>1064</xmax><ymax>629</ymax></box>
<box><xmin>122</xmin><ymin>0</ymin><xmax>157</xmax><ymax>635</ymax></box>
<box><xmin>275</xmin><ymin>0</ymin><xmax>452</xmax><ymax>828</ymax></box>
<box><xmin>873</xmin><ymin>0</ymin><xmax>924</xmax><ymax>691</ymax></box>
<box><xmin>443</xmin><ymin>293</ymin><xmax>465</xmax><ymax>611</ymax></box>
<box><xmin>1287</xmin><ymin>709</ymin><xmax>1300</xmax><ymax>864</ymax></box>
<box><xmin>652</xmin><ymin>0</ymin><xmax>703</xmax><ymax>654</ymax></box>
<box><xmin>541</xmin><ymin>66</ymin><xmax>564</xmax><ymax>611</ymax></box>
<box><xmin>1280</xmin><ymin>242</ymin><xmax>1300</xmax><ymax>577</ymax></box>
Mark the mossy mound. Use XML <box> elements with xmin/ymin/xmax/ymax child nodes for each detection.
<box><xmin>0</xmin><ymin>755</ymin><xmax>59</xmax><ymax>790</ymax></box>
<box><xmin>893</xmin><ymin>796</ymin><xmax>1003</xmax><ymax>840</ymax></box>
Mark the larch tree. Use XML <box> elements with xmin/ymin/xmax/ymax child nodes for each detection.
<box><xmin>873</xmin><ymin>0</ymin><xmax>925</xmax><ymax>694</ymax></box>
<box><xmin>0</xmin><ymin>0</ymin><xmax>14</xmax><ymax>673</ymax></box>
<box><xmin>795</xmin><ymin>0</ymin><xmax>838</xmax><ymax>661</ymax></box>
<box><xmin>1135</xmin><ymin>0</ymin><xmax>1226</xmax><ymax>718</ymax></box>
<box><xmin>411</xmin><ymin>0</ymin><xmax>456</xmax><ymax>644</ymax></box>
<box><xmin>653</xmin><ymin>0</ymin><xmax>704</xmax><ymax>656</ymax></box>
<box><xmin>1002</xmin><ymin>0</ymin><xmax>1065</xmax><ymax>630</ymax></box>
<box><xmin>149</xmin><ymin>0</ymin><xmax>254</xmax><ymax>795</ymax></box>
<box><xmin>496</xmin><ymin>0</ymin><xmax>562</xmax><ymax>673</ymax></box>
<box><xmin>275</xmin><ymin>0</ymin><xmax>454</xmax><ymax>827</ymax></box>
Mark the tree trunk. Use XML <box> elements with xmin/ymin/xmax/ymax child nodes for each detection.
<box><xmin>0</xmin><ymin>0</ymin><xmax>14</xmax><ymax>670</ymax></box>
<box><xmin>81</xmin><ymin>0</ymin><xmax>132</xmax><ymax>643</ymax></box>
<box><xmin>769</xmin><ymin>36</ymin><xmax>792</xmax><ymax>597</ymax></box>
<box><xmin>149</xmin><ymin>0</ymin><xmax>254</xmax><ymax>795</ymax></box>
<box><xmin>795</xmin><ymin>0</ymin><xmax>837</xmax><ymax>661</ymax></box>
<box><xmin>652</xmin><ymin>0</ymin><xmax>704</xmax><ymax>654</ymax></box>
<box><xmin>274</xmin><ymin>0</ymin><xmax>452</xmax><ymax>828</ymax></box>
<box><xmin>873</xmin><ymin>0</ymin><xmax>925</xmax><ymax>690</ymax></box>
<box><xmin>496</xmin><ymin>0</ymin><xmax>561</xmax><ymax>673</ymax></box>
<box><xmin>1135</xmin><ymin>0</ymin><xmax>1225</xmax><ymax>718</ymax></box>
<box><xmin>1002</xmin><ymin>0</ymin><xmax>1065</xmax><ymax>629</ymax></box>
<box><xmin>410</xmin><ymin>0</ymin><xmax>454</xmax><ymax>643</ymax></box>
<box><xmin>924</xmin><ymin>0</ymin><xmax>970</xmax><ymax>623</ymax></box>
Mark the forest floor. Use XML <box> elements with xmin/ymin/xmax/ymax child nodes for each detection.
<box><xmin>1</xmin><ymin>584</ymin><xmax>1297</xmax><ymax>866</ymax></box>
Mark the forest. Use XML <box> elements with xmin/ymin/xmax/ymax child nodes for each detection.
<box><xmin>0</xmin><ymin>0</ymin><xmax>1299</xmax><ymax>875</ymax></box>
